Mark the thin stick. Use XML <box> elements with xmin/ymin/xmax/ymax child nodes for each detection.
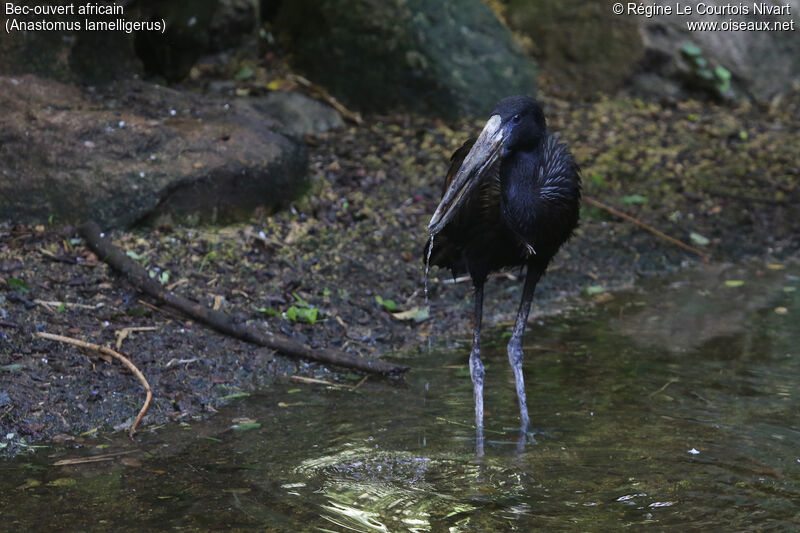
<box><xmin>351</xmin><ymin>375</ymin><xmax>369</xmax><ymax>391</ymax></box>
<box><xmin>53</xmin><ymin>450</ymin><xmax>137</xmax><ymax>466</ymax></box>
<box><xmin>34</xmin><ymin>299</ymin><xmax>104</xmax><ymax>310</ymax></box>
<box><xmin>137</xmin><ymin>299</ymin><xmax>182</xmax><ymax>319</ymax></box>
<box><xmin>583</xmin><ymin>196</ymin><xmax>710</xmax><ymax>263</ymax></box>
<box><xmin>80</xmin><ymin>221</ymin><xmax>407</xmax><ymax>375</ymax></box>
<box><xmin>648</xmin><ymin>377</ymin><xmax>679</xmax><ymax>398</ymax></box>
<box><xmin>37</xmin><ymin>332</ymin><xmax>152</xmax><ymax>438</ymax></box>
<box><xmin>287</xmin><ymin>74</ymin><xmax>364</xmax><ymax>125</ymax></box>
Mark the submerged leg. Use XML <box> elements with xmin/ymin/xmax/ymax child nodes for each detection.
<box><xmin>469</xmin><ymin>283</ymin><xmax>486</xmax><ymax>455</ymax></box>
<box><xmin>508</xmin><ymin>267</ymin><xmax>541</xmax><ymax>432</ymax></box>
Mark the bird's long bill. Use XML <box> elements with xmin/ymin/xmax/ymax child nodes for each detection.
<box><xmin>427</xmin><ymin>114</ymin><xmax>506</xmax><ymax>235</ymax></box>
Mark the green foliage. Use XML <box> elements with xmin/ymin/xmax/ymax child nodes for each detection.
<box><xmin>148</xmin><ymin>269</ymin><xmax>170</xmax><ymax>284</ymax></box>
<box><xmin>689</xmin><ymin>232</ymin><xmax>709</xmax><ymax>246</ymax></box>
<box><xmin>680</xmin><ymin>42</ymin><xmax>731</xmax><ymax>95</ymax></box>
<box><xmin>621</xmin><ymin>194</ymin><xmax>647</xmax><ymax>205</ymax></box>
<box><xmin>375</xmin><ymin>295</ymin><xmax>399</xmax><ymax>312</ymax></box>
<box><xmin>584</xmin><ymin>285</ymin><xmax>605</xmax><ymax>295</ymax></box>
<box><xmin>7</xmin><ymin>277</ymin><xmax>29</xmax><ymax>293</ymax></box>
<box><xmin>285</xmin><ymin>293</ymin><xmax>320</xmax><ymax>325</ymax></box>
<box><xmin>285</xmin><ymin>305</ymin><xmax>319</xmax><ymax>325</ymax></box>
<box><xmin>234</xmin><ymin>66</ymin><xmax>255</xmax><ymax>81</ymax></box>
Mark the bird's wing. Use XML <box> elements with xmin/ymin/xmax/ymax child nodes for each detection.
<box><xmin>441</xmin><ymin>137</ymin><xmax>477</xmax><ymax>196</ymax></box>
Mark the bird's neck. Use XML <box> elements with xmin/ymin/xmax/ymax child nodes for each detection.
<box><xmin>499</xmin><ymin>145</ymin><xmax>544</xmax><ymax>237</ymax></box>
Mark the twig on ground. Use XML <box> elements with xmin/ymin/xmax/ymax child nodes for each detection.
<box><xmin>53</xmin><ymin>450</ymin><xmax>137</xmax><ymax>466</ymax></box>
<box><xmin>79</xmin><ymin>221</ymin><xmax>407</xmax><ymax>376</ymax></box>
<box><xmin>290</xmin><ymin>375</ymin><xmax>350</xmax><ymax>389</ymax></box>
<box><xmin>115</xmin><ymin>326</ymin><xmax>157</xmax><ymax>350</ymax></box>
<box><xmin>137</xmin><ymin>299</ymin><xmax>183</xmax><ymax>320</ymax></box>
<box><xmin>287</xmin><ymin>74</ymin><xmax>364</xmax><ymax>125</ymax></box>
<box><xmin>37</xmin><ymin>331</ymin><xmax>152</xmax><ymax>438</ymax></box>
<box><xmin>583</xmin><ymin>196</ymin><xmax>711</xmax><ymax>262</ymax></box>
<box><xmin>648</xmin><ymin>377</ymin><xmax>679</xmax><ymax>398</ymax></box>
<box><xmin>34</xmin><ymin>299</ymin><xmax>104</xmax><ymax>312</ymax></box>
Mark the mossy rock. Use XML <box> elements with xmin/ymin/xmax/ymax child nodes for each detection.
<box><xmin>276</xmin><ymin>0</ymin><xmax>537</xmax><ymax>117</ymax></box>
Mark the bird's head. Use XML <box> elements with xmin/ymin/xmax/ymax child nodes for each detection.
<box><xmin>427</xmin><ymin>96</ymin><xmax>547</xmax><ymax>235</ymax></box>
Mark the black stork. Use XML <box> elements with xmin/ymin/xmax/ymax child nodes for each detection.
<box><xmin>426</xmin><ymin>95</ymin><xmax>581</xmax><ymax>449</ymax></box>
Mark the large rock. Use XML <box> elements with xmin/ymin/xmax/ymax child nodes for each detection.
<box><xmin>0</xmin><ymin>4</ymin><xmax>142</xmax><ymax>83</ymax></box>
<box><xmin>635</xmin><ymin>1</ymin><xmax>800</xmax><ymax>101</ymax></box>
<box><xmin>275</xmin><ymin>0</ymin><xmax>537</xmax><ymax>117</ymax></box>
<box><xmin>0</xmin><ymin>0</ymin><xmax>226</xmax><ymax>83</ymax></box>
<box><xmin>503</xmin><ymin>0</ymin><xmax>800</xmax><ymax>102</ymax></box>
<box><xmin>503</xmin><ymin>0</ymin><xmax>643</xmax><ymax>99</ymax></box>
<box><xmin>0</xmin><ymin>75</ymin><xmax>309</xmax><ymax>228</ymax></box>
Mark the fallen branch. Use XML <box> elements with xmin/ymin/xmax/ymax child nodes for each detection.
<box><xmin>37</xmin><ymin>332</ymin><xmax>152</xmax><ymax>438</ymax></box>
<box><xmin>79</xmin><ymin>221</ymin><xmax>407</xmax><ymax>375</ymax></box>
<box><xmin>287</xmin><ymin>73</ymin><xmax>364</xmax><ymax>125</ymax></box>
<box><xmin>583</xmin><ymin>196</ymin><xmax>711</xmax><ymax>263</ymax></box>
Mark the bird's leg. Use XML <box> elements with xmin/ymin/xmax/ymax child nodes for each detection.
<box><xmin>470</xmin><ymin>282</ymin><xmax>485</xmax><ymax>456</ymax></box>
<box><xmin>508</xmin><ymin>267</ymin><xmax>541</xmax><ymax>434</ymax></box>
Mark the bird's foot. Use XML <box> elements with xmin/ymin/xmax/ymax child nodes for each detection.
<box><xmin>515</xmin><ymin>425</ymin><xmax>539</xmax><ymax>453</ymax></box>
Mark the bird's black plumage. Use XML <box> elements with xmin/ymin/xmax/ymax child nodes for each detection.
<box><xmin>427</xmin><ymin>96</ymin><xmax>580</xmax><ymax>283</ymax></box>
<box><xmin>424</xmin><ymin>95</ymin><xmax>581</xmax><ymax>453</ymax></box>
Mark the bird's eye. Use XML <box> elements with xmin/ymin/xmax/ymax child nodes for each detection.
<box><xmin>512</xmin><ymin>113</ymin><xmax>522</xmax><ymax>123</ymax></box>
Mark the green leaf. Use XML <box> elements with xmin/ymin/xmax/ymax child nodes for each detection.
<box><xmin>621</xmin><ymin>194</ymin><xmax>647</xmax><ymax>205</ymax></box>
<box><xmin>292</xmin><ymin>292</ymin><xmax>310</xmax><ymax>308</ymax></box>
<box><xmin>681</xmin><ymin>43</ymin><xmax>702</xmax><ymax>57</ymax></box>
<box><xmin>255</xmin><ymin>307</ymin><xmax>280</xmax><ymax>316</ymax></box>
<box><xmin>375</xmin><ymin>295</ymin><xmax>399</xmax><ymax>312</ymax></box>
<box><xmin>232</xmin><ymin>422</ymin><xmax>261</xmax><ymax>431</ymax></box>
<box><xmin>689</xmin><ymin>232</ymin><xmax>710</xmax><ymax>246</ymax></box>
<box><xmin>390</xmin><ymin>306</ymin><xmax>430</xmax><ymax>323</ymax></box>
<box><xmin>714</xmin><ymin>65</ymin><xmax>731</xmax><ymax>81</ymax></box>
<box><xmin>234</xmin><ymin>66</ymin><xmax>255</xmax><ymax>81</ymax></box>
<box><xmin>584</xmin><ymin>285</ymin><xmax>605</xmax><ymax>296</ymax></box>
<box><xmin>125</xmin><ymin>250</ymin><xmax>142</xmax><ymax>261</ymax></box>
<box><xmin>220</xmin><ymin>392</ymin><xmax>250</xmax><ymax>400</ymax></box>
<box><xmin>286</xmin><ymin>306</ymin><xmax>318</xmax><ymax>325</ymax></box>
<box><xmin>724</xmin><ymin>280</ymin><xmax>745</xmax><ymax>288</ymax></box>
<box><xmin>158</xmin><ymin>270</ymin><xmax>170</xmax><ymax>284</ymax></box>
<box><xmin>1</xmin><ymin>364</ymin><xmax>23</xmax><ymax>372</ymax></box>
<box><xmin>7</xmin><ymin>278</ymin><xmax>29</xmax><ymax>293</ymax></box>
<box><xmin>56</xmin><ymin>302</ymin><xmax>67</xmax><ymax>312</ymax></box>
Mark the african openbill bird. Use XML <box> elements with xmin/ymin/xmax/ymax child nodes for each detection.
<box><xmin>426</xmin><ymin>95</ymin><xmax>581</xmax><ymax>448</ymax></box>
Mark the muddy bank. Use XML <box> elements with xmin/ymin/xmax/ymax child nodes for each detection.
<box><xmin>1</xmin><ymin>90</ymin><xmax>798</xmax><ymax>454</ymax></box>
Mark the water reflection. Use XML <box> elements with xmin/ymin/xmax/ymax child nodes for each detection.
<box><xmin>0</xmin><ymin>262</ymin><xmax>798</xmax><ymax>531</ymax></box>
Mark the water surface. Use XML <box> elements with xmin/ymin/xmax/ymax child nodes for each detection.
<box><xmin>2</xmin><ymin>262</ymin><xmax>798</xmax><ymax>531</ymax></box>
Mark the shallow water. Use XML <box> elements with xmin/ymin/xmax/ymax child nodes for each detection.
<box><xmin>2</xmin><ymin>262</ymin><xmax>798</xmax><ymax>531</ymax></box>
